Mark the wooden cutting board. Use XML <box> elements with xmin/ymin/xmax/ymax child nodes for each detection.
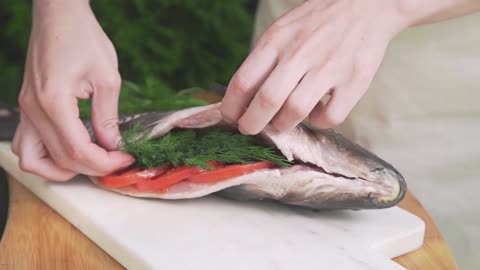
<box><xmin>0</xmin><ymin>143</ymin><xmax>425</xmax><ymax>270</ymax></box>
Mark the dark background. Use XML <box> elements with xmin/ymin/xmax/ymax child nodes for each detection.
<box><xmin>0</xmin><ymin>0</ymin><xmax>258</xmax><ymax>107</ymax></box>
<box><xmin>0</xmin><ymin>169</ymin><xmax>8</xmax><ymax>241</ymax></box>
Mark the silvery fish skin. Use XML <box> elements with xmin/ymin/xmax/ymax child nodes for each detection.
<box><xmin>86</xmin><ymin>103</ymin><xmax>407</xmax><ymax>210</ymax></box>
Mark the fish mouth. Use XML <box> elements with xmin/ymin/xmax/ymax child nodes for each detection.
<box><xmin>369</xmin><ymin>171</ymin><xmax>406</xmax><ymax>208</ymax></box>
<box><xmin>318</xmin><ymin>166</ymin><xmax>407</xmax><ymax>209</ymax></box>
<box><xmin>221</xmin><ymin>162</ymin><xmax>407</xmax><ymax>210</ymax></box>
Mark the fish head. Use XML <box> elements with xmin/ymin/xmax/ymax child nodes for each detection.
<box><xmin>254</xmin><ymin>126</ymin><xmax>407</xmax><ymax>210</ymax></box>
<box><xmin>325</xmin><ymin>128</ymin><xmax>407</xmax><ymax>208</ymax></box>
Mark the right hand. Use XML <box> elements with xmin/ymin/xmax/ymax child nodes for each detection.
<box><xmin>11</xmin><ymin>0</ymin><xmax>134</xmax><ymax>181</ymax></box>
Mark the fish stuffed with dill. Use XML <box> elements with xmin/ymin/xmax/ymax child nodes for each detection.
<box><xmin>86</xmin><ymin>103</ymin><xmax>407</xmax><ymax>210</ymax></box>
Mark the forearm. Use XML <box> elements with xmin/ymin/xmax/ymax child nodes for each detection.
<box><xmin>397</xmin><ymin>0</ymin><xmax>480</xmax><ymax>27</ymax></box>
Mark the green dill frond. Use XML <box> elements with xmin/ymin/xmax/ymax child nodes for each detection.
<box><xmin>79</xmin><ymin>79</ymin><xmax>208</xmax><ymax>119</ymax></box>
<box><xmin>120</xmin><ymin>127</ymin><xmax>291</xmax><ymax>169</ymax></box>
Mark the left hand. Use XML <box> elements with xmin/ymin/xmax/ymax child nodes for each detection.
<box><xmin>221</xmin><ymin>0</ymin><xmax>407</xmax><ymax>134</ymax></box>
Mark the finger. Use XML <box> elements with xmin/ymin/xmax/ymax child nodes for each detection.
<box><xmin>45</xmin><ymin>97</ymin><xmax>134</xmax><ymax>175</ymax></box>
<box><xmin>18</xmin><ymin>117</ymin><xmax>76</xmax><ymax>181</ymax></box>
<box><xmin>22</xmin><ymin>97</ymin><xmax>103</xmax><ymax>175</ymax></box>
<box><xmin>237</xmin><ymin>58</ymin><xmax>307</xmax><ymax>135</ymax></box>
<box><xmin>90</xmin><ymin>72</ymin><xmax>122</xmax><ymax>150</ymax></box>
<box><xmin>309</xmin><ymin>73</ymin><xmax>371</xmax><ymax>129</ymax></box>
<box><xmin>270</xmin><ymin>68</ymin><xmax>337</xmax><ymax>132</ymax></box>
<box><xmin>220</xmin><ymin>1</ymin><xmax>316</xmax><ymax>125</ymax></box>
<box><xmin>34</xmin><ymin>92</ymin><xmax>134</xmax><ymax>176</ymax></box>
<box><xmin>220</xmin><ymin>43</ymin><xmax>278</xmax><ymax>124</ymax></box>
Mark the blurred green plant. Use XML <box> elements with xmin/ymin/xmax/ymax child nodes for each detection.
<box><xmin>0</xmin><ymin>0</ymin><xmax>256</xmax><ymax>111</ymax></box>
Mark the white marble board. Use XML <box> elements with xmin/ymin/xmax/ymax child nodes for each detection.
<box><xmin>0</xmin><ymin>143</ymin><xmax>424</xmax><ymax>270</ymax></box>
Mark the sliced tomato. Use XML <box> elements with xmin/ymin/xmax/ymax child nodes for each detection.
<box><xmin>99</xmin><ymin>164</ymin><xmax>172</xmax><ymax>188</ymax></box>
<box><xmin>135</xmin><ymin>166</ymin><xmax>203</xmax><ymax>191</ymax></box>
<box><xmin>186</xmin><ymin>161</ymin><xmax>277</xmax><ymax>183</ymax></box>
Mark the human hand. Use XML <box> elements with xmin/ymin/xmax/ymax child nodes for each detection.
<box><xmin>11</xmin><ymin>0</ymin><xmax>134</xmax><ymax>181</ymax></box>
<box><xmin>221</xmin><ymin>0</ymin><xmax>408</xmax><ymax>134</ymax></box>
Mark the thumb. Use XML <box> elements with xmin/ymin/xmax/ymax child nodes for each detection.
<box><xmin>91</xmin><ymin>76</ymin><xmax>122</xmax><ymax>151</ymax></box>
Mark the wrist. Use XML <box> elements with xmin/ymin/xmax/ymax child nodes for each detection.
<box><xmin>370</xmin><ymin>1</ymin><xmax>413</xmax><ymax>39</ymax></box>
<box><xmin>393</xmin><ymin>0</ymin><xmax>480</xmax><ymax>28</ymax></box>
<box><xmin>33</xmin><ymin>0</ymin><xmax>90</xmax><ymax>17</ymax></box>
<box><xmin>394</xmin><ymin>0</ymin><xmax>447</xmax><ymax>27</ymax></box>
<box><xmin>32</xmin><ymin>0</ymin><xmax>91</xmax><ymax>25</ymax></box>
<box><xmin>33</xmin><ymin>0</ymin><xmax>89</xmax><ymax>4</ymax></box>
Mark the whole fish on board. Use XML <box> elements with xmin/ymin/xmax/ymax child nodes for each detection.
<box><xmin>86</xmin><ymin>103</ymin><xmax>407</xmax><ymax>210</ymax></box>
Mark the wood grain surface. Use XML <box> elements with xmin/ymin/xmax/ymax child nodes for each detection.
<box><xmin>0</xmin><ymin>176</ymin><xmax>123</xmax><ymax>270</ymax></box>
<box><xmin>395</xmin><ymin>192</ymin><xmax>458</xmax><ymax>270</ymax></box>
<box><xmin>0</xmin><ymin>175</ymin><xmax>458</xmax><ymax>270</ymax></box>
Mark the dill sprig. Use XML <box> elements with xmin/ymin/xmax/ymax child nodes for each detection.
<box><xmin>79</xmin><ymin>78</ymin><xmax>207</xmax><ymax>119</ymax></box>
<box><xmin>121</xmin><ymin>126</ymin><xmax>291</xmax><ymax>169</ymax></box>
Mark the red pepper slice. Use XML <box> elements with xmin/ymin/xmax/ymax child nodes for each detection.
<box><xmin>99</xmin><ymin>164</ymin><xmax>172</xmax><ymax>188</ymax></box>
<box><xmin>100</xmin><ymin>161</ymin><xmax>268</xmax><ymax>191</ymax></box>
<box><xmin>135</xmin><ymin>166</ymin><xmax>203</xmax><ymax>191</ymax></box>
<box><xmin>153</xmin><ymin>161</ymin><xmax>226</xmax><ymax>194</ymax></box>
<box><xmin>186</xmin><ymin>161</ymin><xmax>277</xmax><ymax>183</ymax></box>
